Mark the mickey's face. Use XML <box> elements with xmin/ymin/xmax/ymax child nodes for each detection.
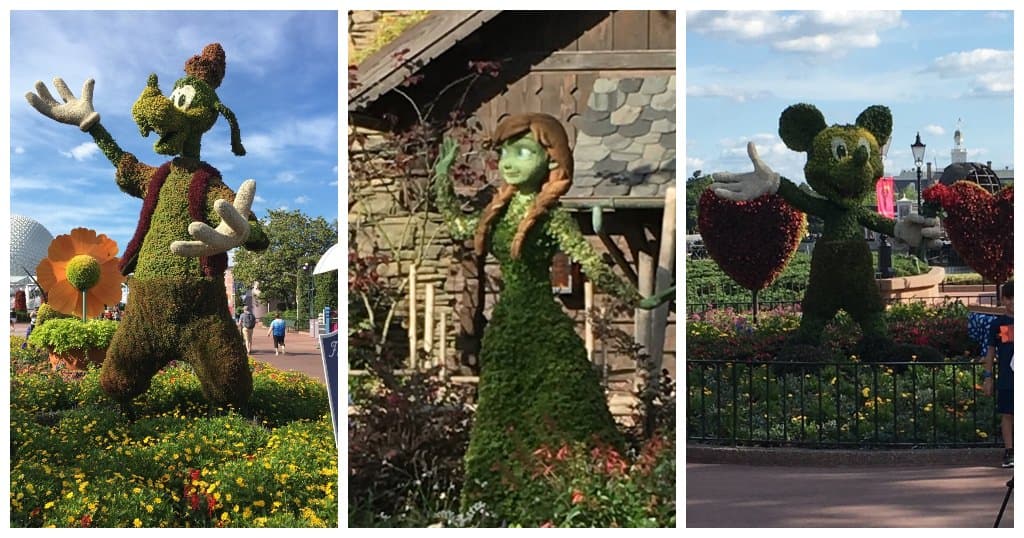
<box><xmin>805</xmin><ymin>126</ymin><xmax>883</xmax><ymax>205</ymax></box>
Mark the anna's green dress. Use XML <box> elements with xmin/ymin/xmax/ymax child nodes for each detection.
<box><xmin>435</xmin><ymin>152</ymin><xmax>636</xmax><ymax>517</ymax></box>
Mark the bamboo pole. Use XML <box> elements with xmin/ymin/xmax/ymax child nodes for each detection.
<box><xmin>424</xmin><ymin>283</ymin><xmax>435</xmax><ymax>355</ymax></box>
<box><xmin>648</xmin><ymin>187</ymin><xmax>676</xmax><ymax>392</ymax></box>
<box><xmin>408</xmin><ymin>264</ymin><xmax>417</xmax><ymax>370</ymax></box>
<box><xmin>584</xmin><ymin>281</ymin><xmax>594</xmax><ymax>361</ymax></box>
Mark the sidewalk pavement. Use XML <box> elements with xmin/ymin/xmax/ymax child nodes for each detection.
<box><xmin>687</xmin><ymin>460</ymin><xmax>1013</xmax><ymax>527</ymax></box>
<box><xmin>246</xmin><ymin>326</ymin><xmax>328</xmax><ymax>384</ymax></box>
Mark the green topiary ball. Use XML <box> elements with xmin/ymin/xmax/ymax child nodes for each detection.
<box><xmin>66</xmin><ymin>254</ymin><xmax>101</xmax><ymax>291</ymax></box>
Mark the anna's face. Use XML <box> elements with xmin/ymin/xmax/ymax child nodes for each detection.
<box><xmin>498</xmin><ymin>133</ymin><xmax>554</xmax><ymax>190</ymax></box>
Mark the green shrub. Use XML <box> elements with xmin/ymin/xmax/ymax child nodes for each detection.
<box><xmin>27</xmin><ymin>319</ymin><xmax>118</xmax><ymax>354</ymax></box>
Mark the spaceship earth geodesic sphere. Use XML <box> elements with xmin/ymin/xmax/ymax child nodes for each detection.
<box><xmin>10</xmin><ymin>214</ymin><xmax>54</xmax><ymax>281</ymax></box>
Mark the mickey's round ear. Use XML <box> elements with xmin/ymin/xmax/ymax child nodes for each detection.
<box><xmin>778</xmin><ymin>103</ymin><xmax>826</xmax><ymax>152</ymax></box>
<box><xmin>216</xmin><ymin>101</ymin><xmax>246</xmax><ymax>156</ymax></box>
<box><xmin>856</xmin><ymin>105</ymin><xmax>893</xmax><ymax>148</ymax></box>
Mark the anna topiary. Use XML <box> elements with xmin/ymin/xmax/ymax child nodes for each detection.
<box><xmin>710</xmin><ymin>104</ymin><xmax>944</xmax><ymax>362</ymax></box>
<box><xmin>26</xmin><ymin>43</ymin><xmax>269</xmax><ymax>409</ymax></box>
<box><xmin>434</xmin><ymin>114</ymin><xmax>639</xmax><ymax>523</ymax></box>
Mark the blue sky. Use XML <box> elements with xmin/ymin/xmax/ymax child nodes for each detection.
<box><xmin>8</xmin><ymin>10</ymin><xmax>339</xmax><ymax>261</ymax></box>
<box><xmin>686</xmin><ymin>10</ymin><xmax>1014</xmax><ymax>184</ymax></box>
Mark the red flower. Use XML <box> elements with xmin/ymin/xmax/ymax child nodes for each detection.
<box><xmin>190</xmin><ymin>469</ymin><xmax>201</xmax><ymax>481</ymax></box>
<box><xmin>571</xmin><ymin>489</ymin><xmax>585</xmax><ymax>505</ymax></box>
<box><xmin>80</xmin><ymin>514</ymin><xmax>92</xmax><ymax>527</ymax></box>
<box><xmin>189</xmin><ymin>493</ymin><xmax>200</xmax><ymax>511</ymax></box>
<box><xmin>540</xmin><ymin>521</ymin><xmax>554</xmax><ymax>528</ymax></box>
<box><xmin>698</xmin><ymin>190</ymin><xmax>806</xmax><ymax>291</ymax></box>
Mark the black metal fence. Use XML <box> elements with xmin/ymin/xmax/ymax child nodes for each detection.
<box><xmin>687</xmin><ymin>359</ymin><xmax>1003</xmax><ymax>448</ymax></box>
<box><xmin>685</xmin><ymin>295</ymin><xmax>996</xmax><ymax>320</ymax></box>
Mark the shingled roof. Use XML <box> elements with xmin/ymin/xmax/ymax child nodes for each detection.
<box><xmin>564</xmin><ymin>75</ymin><xmax>676</xmax><ymax>208</ymax></box>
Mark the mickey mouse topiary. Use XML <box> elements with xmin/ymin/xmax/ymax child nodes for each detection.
<box><xmin>711</xmin><ymin>104</ymin><xmax>944</xmax><ymax>362</ymax></box>
<box><xmin>26</xmin><ymin>43</ymin><xmax>269</xmax><ymax>409</ymax></box>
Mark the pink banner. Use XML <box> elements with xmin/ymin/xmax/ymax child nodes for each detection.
<box><xmin>876</xmin><ymin>176</ymin><xmax>895</xmax><ymax>218</ymax></box>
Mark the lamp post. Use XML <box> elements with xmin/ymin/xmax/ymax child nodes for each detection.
<box><xmin>301</xmin><ymin>261</ymin><xmax>315</xmax><ymax>329</ymax></box>
<box><xmin>911</xmin><ymin>133</ymin><xmax>927</xmax><ymax>261</ymax></box>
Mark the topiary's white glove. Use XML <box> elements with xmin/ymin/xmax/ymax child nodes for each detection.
<box><xmin>170</xmin><ymin>180</ymin><xmax>255</xmax><ymax>257</ymax></box>
<box><xmin>709</xmin><ymin>142</ymin><xmax>781</xmax><ymax>201</ymax></box>
<box><xmin>25</xmin><ymin>78</ymin><xmax>101</xmax><ymax>131</ymax></box>
<box><xmin>894</xmin><ymin>213</ymin><xmax>944</xmax><ymax>249</ymax></box>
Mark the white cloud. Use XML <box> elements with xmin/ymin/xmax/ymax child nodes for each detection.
<box><xmin>687</xmin><ymin>84</ymin><xmax>772</xmax><ymax>102</ymax></box>
<box><xmin>923</xmin><ymin>125</ymin><xmax>946</xmax><ymax>136</ymax></box>
<box><xmin>924</xmin><ymin>48</ymin><xmax>1013</xmax><ymax>97</ymax></box>
<box><xmin>15</xmin><ymin>146</ymin><xmax>25</xmax><ymax>154</ymax></box>
<box><xmin>686</xmin><ymin>157</ymin><xmax>705</xmax><ymax>170</ymax></box>
<box><xmin>61</xmin><ymin>142</ymin><xmax>100</xmax><ymax>161</ymax></box>
<box><xmin>254</xmin><ymin>195</ymin><xmax>267</xmax><ymax>204</ymax></box>
<box><xmin>295</xmin><ymin>195</ymin><xmax>311</xmax><ymax>204</ymax></box>
<box><xmin>687</xmin><ymin>11</ymin><xmax>902</xmax><ymax>56</ymax></box>
<box><xmin>243</xmin><ymin>116</ymin><xmax>338</xmax><ymax>159</ymax></box>
<box><xmin>276</xmin><ymin>171</ymin><xmax>299</xmax><ymax>183</ymax></box>
<box><xmin>277</xmin><ymin>205</ymin><xmax>290</xmax><ymax>211</ymax></box>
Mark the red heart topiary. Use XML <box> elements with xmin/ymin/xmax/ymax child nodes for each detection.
<box><xmin>923</xmin><ymin>181</ymin><xmax>1013</xmax><ymax>283</ymax></box>
<box><xmin>698</xmin><ymin>190</ymin><xmax>806</xmax><ymax>291</ymax></box>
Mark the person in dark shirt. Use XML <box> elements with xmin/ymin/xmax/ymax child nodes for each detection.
<box><xmin>982</xmin><ymin>281</ymin><xmax>1013</xmax><ymax>468</ymax></box>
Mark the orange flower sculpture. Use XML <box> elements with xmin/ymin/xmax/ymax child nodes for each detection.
<box><xmin>35</xmin><ymin>228</ymin><xmax>124</xmax><ymax>319</ymax></box>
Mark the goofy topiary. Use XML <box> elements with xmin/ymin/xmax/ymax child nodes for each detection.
<box><xmin>710</xmin><ymin>104</ymin><xmax>944</xmax><ymax>363</ymax></box>
<box><xmin>26</xmin><ymin>43</ymin><xmax>269</xmax><ymax>410</ymax></box>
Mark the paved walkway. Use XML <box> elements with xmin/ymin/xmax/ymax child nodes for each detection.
<box><xmin>687</xmin><ymin>461</ymin><xmax>1013</xmax><ymax>527</ymax></box>
<box><xmin>246</xmin><ymin>326</ymin><xmax>328</xmax><ymax>384</ymax></box>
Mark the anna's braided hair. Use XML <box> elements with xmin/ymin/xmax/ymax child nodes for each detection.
<box><xmin>473</xmin><ymin>113</ymin><xmax>573</xmax><ymax>258</ymax></box>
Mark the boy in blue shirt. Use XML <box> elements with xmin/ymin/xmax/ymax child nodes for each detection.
<box><xmin>982</xmin><ymin>281</ymin><xmax>1013</xmax><ymax>468</ymax></box>
<box><xmin>267</xmin><ymin>312</ymin><xmax>288</xmax><ymax>356</ymax></box>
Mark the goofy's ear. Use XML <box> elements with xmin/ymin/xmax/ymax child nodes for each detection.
<box><xmin>778</xmin><ymin>103</ymin><xmax>826</xmax><ymax>153</ymax></box>
<box><xmin>856</xmin><ymin>105</ymin><xmax>893</xmax><ymax>148</ymax></box>
<box><xmin>216</xmin><ymin>102</ymin><xmax>245</xmax><ymax>156</ymax></box>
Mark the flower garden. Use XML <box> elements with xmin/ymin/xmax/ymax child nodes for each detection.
<box><xmin>686</xmin><ymin>302</ymin><xmax>1003</xmax><ymax>448</ymax></box>
<box><xmin>10</xmin><ymin>337</ymin><xmax>338</xmax><ymax>528</ymax></box>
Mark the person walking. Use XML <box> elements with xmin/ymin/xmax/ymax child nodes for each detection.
<box><xmin>982</xmin><ymin>280</ymin><xmax>1014</xmax><ymax>468</ymax></box>
<box><xmin>238</xmin><ymin>306</ymin><xmax>257</xmax><ymax>355</ymax></box>
<box><xmin>267</xmin><ymin>311</ymin><xmax>287</xmax><ymax>356</ymax></box>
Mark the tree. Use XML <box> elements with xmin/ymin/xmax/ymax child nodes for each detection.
<box><xmin>232</xmin><ymin>209</ymin><xmax>338</xmax><ymax>316</ymax></box>
<box><xmin>685</xmin><ymin>173</ymin><xmax>712</xmax><ymax>234</ymax></box>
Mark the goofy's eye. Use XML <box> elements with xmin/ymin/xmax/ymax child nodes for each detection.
<box><xmin>170</xmin><ymin>85</ymin><xmax>197</xmax><ymax>111</ymax></box>
<box><xmin>830</xmin><ymin>137</ymin><xmax>848</xmax><ymax>160</ymax></box>
<box><xmin>518</xmin><ymin>147</ymin><xmax>533</xmax><ymax>158</ymax></box>
<box><xmin>857</xmin><ymin>137</ymin><xmax>871</xmax><ymax>155</ymax></box>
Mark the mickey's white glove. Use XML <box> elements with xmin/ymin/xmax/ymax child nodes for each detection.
<box><xmin>709</xmin><ymin>142</ymin><xmax>781</xmax><ymax>201</ymax></box>
<box><xmin>894</xmin><ymin>213</ymin><xmax>944</xmax><ymax>249</ymax></box>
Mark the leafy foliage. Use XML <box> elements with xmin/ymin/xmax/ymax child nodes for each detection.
<box><xmin>231</xmin><ymin>209</ymin><xmax>338</xmax><ymax>309</ymax></box>
<box><xmin>28</xmin><ymin>319</ymin><xmax>118</xmax><ymax>355</ymax></box>
<box><xmin>923</xmin><ymin>181</ymin><xmax>1013</xmax><ymax>283</ymax></box>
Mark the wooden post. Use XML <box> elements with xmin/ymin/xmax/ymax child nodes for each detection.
<box><xmin>584</xmin><ymin>281</ymin><xmax>595</xmax><ymax>361</ymax></box>
<box><xmin>408</xmin><ymin>264</ymin><xmax>417</xmax><ymax>370</ymax></box>
<box><xmin>439</xmin><ymin>310</ymin><xmax>448</xmax><ymax>378</ymax></box>
<box><xmin>635</xmin><ymin>245</ymin><xmax>655</xmax><ymax>362</ymax></box>
<box><xmin>424</xmin><ymin>283</ymin><xmax>435</xmax><ymax>356</ymax></box>
<box><xmin>648</xmin><ymin>187</ymin><xmax>676</xmax><ymax>392</ymax></box>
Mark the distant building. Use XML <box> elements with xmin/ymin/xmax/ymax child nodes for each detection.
<box><xmin>890</xmin><ymin>123</ymin><xmax>1012</xmax><ymax>209</ymax></box>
